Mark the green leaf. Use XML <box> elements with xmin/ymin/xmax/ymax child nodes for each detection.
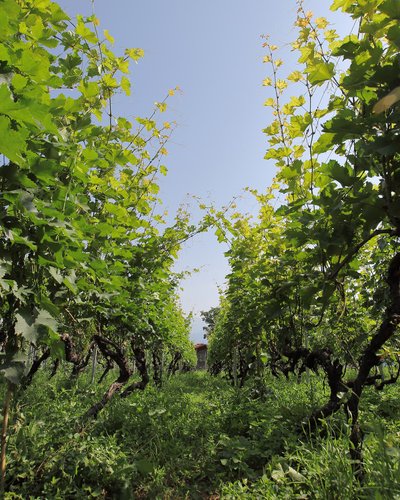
<box><xmin>45</xmin><ymin>333</ymin><xmax>65</xmax><ymax>359</ymax></box>
<box><xmin>0</xmin><ymin>362</ymin><xmax>25</xmax><ymax>385</ymax></box>
<box><xmin>307</xmin><ymin>62</ymin><xmax>335</xmax><ymax>85</ymax></box>
<box><xmin>0</xmin><ymin>115</ymin><xmax>28</xmax><ymax>163</ymax></box>
<box><xmin>121</xmin><ymin>76</ymin><xmax>131</xmax><ymax>96</ymax></box>
<box><xmin>78</xmin><ymin>81</ymin><xmax>99</xmax><ymax>99</ymax></box>
<box><xmin>0</xmin><ymin>85</ymin><xmax>54</xmax><ymax>130</ymax></box>
<box><xmin>76</xmin><ymin>20</ymin><xmax>98</xmax><ymax>44</ymax></box>
<box><xmin>15</xmin><ymin>309</ymin><xmax>37</xmax><ymax>343</ymax></box>
<box><xmin>40</xmin><ymin>297</ymin><xmax>60</xmax><ymax>317</ymax></box>
<box><xmin>380</xmin><ymin>0</ymin><xmax>400</xmax><ymax>18</ymax></box>
<box><xmin>287</xmin><ymin>466</ymin><xmax>306</xmax><ymax>482</ymax></box>
<box><xmin>15</xmin><ymin>308</ymin><xmax>58</xmax><ymax>344</ymax></box>
<box><xmin>32</xmin><ymin>160</ymin><xmax>60</xmax><ymax>186</ymax></box>
<box><xmin>125</xmin><ymin>48</ymin><xmax>144</xmax><ymax>61</ymax></box>
<box><xmin>330</xmin><ymin>0</ymin><xmax>354</xmax><ymax>11</ymax></box>
<box><xmin>271</xmin><ymin>463</ymin><xmax>285</xmax><ymax>481</ymax></box>
<box><xmin>36</xmin><ymin>309</ymin><xmax>58</xmax><ymax>332</ymax></box>
<box><xmin>103</xmin><ymin>29</ymin><xmax>115</xmax><ymax>44</ymax></box>
<box><xmin>329</xmin><ymin>162</ymin><xmax>353</xmax><ymax>186</ymax></box>
<box><xmin>313</xmin><ymin>133</ymin><xmax>335</xmax><ymax>154</ymax></box>
<box><xmin>135</xmin><ymin>459</ymin><xmax>154</xmax><ymax>474</ymax></box>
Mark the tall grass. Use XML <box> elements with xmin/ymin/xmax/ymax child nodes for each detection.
<box><xmin>1</xmin><ymin>367</ymin><xmax>399</xmax><ymax>498</ymax></box>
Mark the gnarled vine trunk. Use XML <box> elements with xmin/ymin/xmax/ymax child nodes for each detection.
<box><xmin>167</xmin><ymin>351</ymin><xmax>182</xmax><ymax>376</ymax></box>
<box><xmin>345</xmin><ymin>252</ymin><xmax>400</xmax><ymax>479</ymax></box>
<box><xmin>21</xmin><ymin>348</ymin><xmax>51</xmax><ymax>389</ymax></box>
<box><xmin>152</xmin><ymin>350</ymin><xmax>163</xmax><ymax>388</ymax></box>
<box><xmin>84</xmin><ymin>335</ymin><xmax>132</xmax><ymax>420</ymax></box>
<box><xmin>121</xmin><ymin>344</ymin><xmax>149</xmax><ymax>397</ymax></box>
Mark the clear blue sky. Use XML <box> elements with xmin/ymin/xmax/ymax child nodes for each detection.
<box><xmin>58</xmin><ymin>1</ymin><xmax>351</xmax><ymax>342</ymax></box>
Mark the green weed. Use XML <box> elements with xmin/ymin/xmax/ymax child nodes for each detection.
<box><xmin>2</xmin><ymin>369</ymin><xmax>400</xmax><ymax>498</ymax></box>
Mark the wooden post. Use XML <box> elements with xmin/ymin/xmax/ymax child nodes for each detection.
<box><xmin>1</xmin><ymin>383</ymin><xmax>13</xmax><ymax>496</ymax></box>
<box><xmin>90</xmin><ymin>346</ymin><xmax>97</xmax><ymax>385</ymax></box>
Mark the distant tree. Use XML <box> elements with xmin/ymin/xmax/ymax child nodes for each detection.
<box><xmin>200</xmin><ymin>307</ymin><xmax>220</xmax><ymax>339</ymax></box>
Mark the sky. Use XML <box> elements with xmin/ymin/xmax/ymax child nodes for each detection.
<box><xmin>57</xmin><ymin>0</ymin><xmax>351</xmax><ymax>342</ymax></box>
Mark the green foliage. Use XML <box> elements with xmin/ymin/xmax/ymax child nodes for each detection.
<box><xmin>5</xmin><ymin>370</ymin><xmax>232</xmax><ymax>498</ymax></box>
<box><xmin>0</xmin><ymin>0</ymin><xmax>196</xmax><ymax>386</ymax></box>
<box><xmin>222</xmin><ymin>383</ymin><xmax>400</xmax><ymax>499</ymax></box>
<box><xmin>209</xmin><ymin>0</ymin><xmax>400</xmax><ymax>400</ymax></box>
<box><xmin>200</xmin><ymin>306</ymin><xmax>220</xmax><ymax>339</ymax></box>
<box><xmin>205</xmin><ymin>3</ymin><xmax>400</xmax><ymax>492</ymax></box>
<box><xmin>3</xmin><ymin>369</ymin><xmax>400</xmax><ymax>498</ymax></box>
<box><xmin>2</xmin><ymin>0</ymin><xmax>400</xmax><ymax>497</ymax></box>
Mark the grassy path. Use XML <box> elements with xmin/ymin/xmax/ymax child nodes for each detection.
<box><xmin>2</xmin><ymin>370</ymin><xmax>400</xmax><ymax>498</ymax></box>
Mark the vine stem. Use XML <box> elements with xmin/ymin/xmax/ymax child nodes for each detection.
<box><xmin>0</xmin><ymin>383</ymin><xmax>13</xmax><ymax>495</ymax></box>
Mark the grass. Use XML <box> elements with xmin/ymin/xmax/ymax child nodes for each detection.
<box><xmin>2</xmin><ymin>368</ymin><xmax>400</xmax><ymax>498</ymax></box>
